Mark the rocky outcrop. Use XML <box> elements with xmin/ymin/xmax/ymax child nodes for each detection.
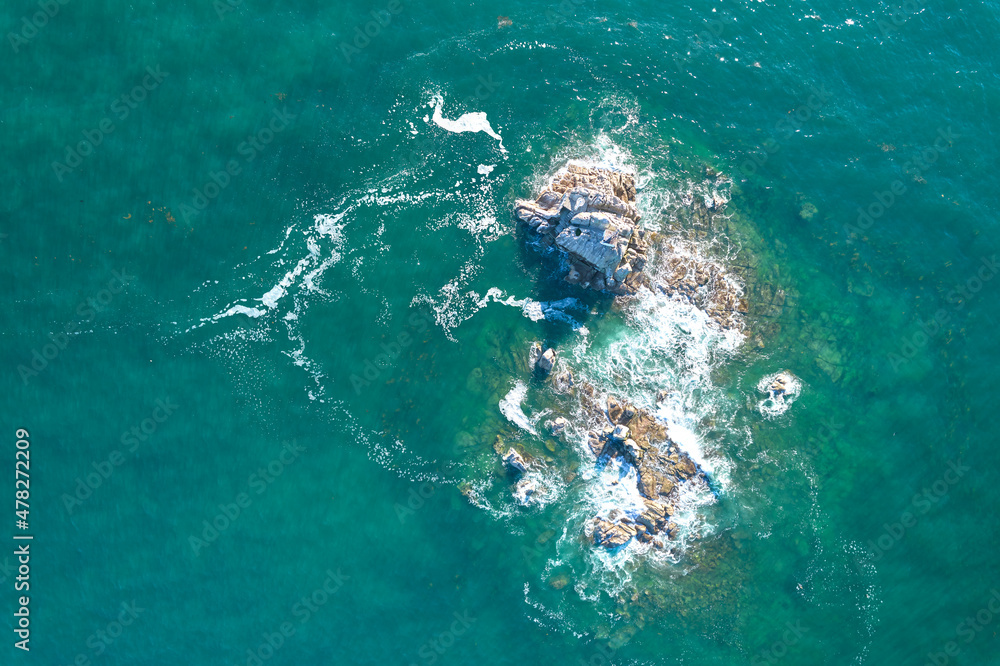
<box><xmin>515</xmin><ymin>164</ymin><xmax>653</xmax><ymax>295</ymax></box>
<box><xmin>537</xmin><ymin>348</ymin><xmax>556</xmax><ymax>375</ymax></box>
<box><xmin>529</xmin><ymin>343</ymin><xmax>558</xmax><ymax>376</ymax></box>
<box><xmin>586</xmin><ymin>394</ymin><xmax>704</xmax><ymax>549</ymax></box>
<box><xmin>551</xmin><ymin>368</ymin><xmax>575</xmax><ymax>393</ymax></box>
<box><xmin>650</xmin><ymin>240</ymin><xmax>747</xmax><ymax>332</ymax></box>
<box><xmin>592</xmin><ymin>511</ymin><xmax>638</xmax><ymax>548</ymax></box>
<box><xmin>503</xmin><ymin>448</ymin><xmax>528</xmax><ymax>475</ymax></box>
<box><xmin>767</xmin><ymin>372</ymin><xmax>792</xmax><ymax>398</ymax></box>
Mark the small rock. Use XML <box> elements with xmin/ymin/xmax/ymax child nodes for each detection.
<box><xmin>623</xmin><ymin>438</ymin><xmax>642</xmax><ymax>463</ymax></box>
<box><xmin>536</xmin><ymin>348</ymin><xmax>556</xmax><ymax>375</ymax></box>
<box><xmin>611</xmin><ymin>424</ymin><xmax>630</xmax><ymax>442</ymax></box>
<box><xmin>528</xmin><ymin>342</ymin><xmax>543</xmax><ymax>367</ymax></box>
<box><xmin>503</xmin><ymin>448</ymin><xmax>528</xmax><ymax>475</ymax></box>
<box><xmin>592</xmin><ymin>517</ymin><xmax>637</xmax><ymax>548</ymax></box>
<box><xmin>613</xmin><ymin>262</ymin><xmax>633</xmax><ymax>282</ymax></box>
<box><xmin>514</xmin><ymin>478</ymin><xmax>540</xmax><ymax>505</ymax></box>
<box><xmin>586</xmin><ymin>431</ymin><xmax>605</xmax><ymax>457</ymax></box>
<box><xmin>550</xmin><ymin>417</ymin><xmax>569</xmax><ymax>436</ymax></box>
<box><xmin>607</xmin><ymin>395</ymin><xmax>624</xmax><ymax>423</ymax></box>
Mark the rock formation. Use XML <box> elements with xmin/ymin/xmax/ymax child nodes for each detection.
<box><xmin>503</xmin><ymin>448</ymin><xmax>528</xmax><ymax>475</ymax></box>
<box><xmin>515</xmin><ymin>165</ymin><xmax>653</xmax><ymax>295</ymax></box>
<box><xmin>503</xmin><ymin>165</ymin><xmax>746</xmax><ymax>551</ymax></box>
<box><xmin>513</xmin><ymin>477</ymin><xmax>540</xmax><ymax>504</ymax></box>
<box><xmin>650</xmin><ymin>240</ymin><xmax>748</xmax><ymax>332</ymax></box>
<box><xmin>586</xmin><ymin>394</ymin><xmax>701</xmax><ymax>549</ymax></box>
<box><xmin>537</xmin><ymin>348</ymin><xmax>556</xmax><ymax>375</ymax></box>
<box><xmin>767</xmin><ymin>372</ymin><xmax>792</xmax><ymax>398</ymax></box>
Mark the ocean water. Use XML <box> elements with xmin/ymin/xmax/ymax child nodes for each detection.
<box><xmin>3</xmin><ymin>0</ymin><xmax>999</xmax><ymax>664</ymax></box>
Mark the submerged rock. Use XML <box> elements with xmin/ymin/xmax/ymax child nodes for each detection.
<box><xmin>515</xmin><ymin>164</ymin><xmax>653</xmax><ymax>295</ymax></box>
<box><xmin>548</xmin><ymin>573</ymin><xmax>571</xmax><ymax>590</ymax></box>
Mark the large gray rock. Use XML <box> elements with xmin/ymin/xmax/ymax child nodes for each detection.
<box><xmin>555</xmin><ymin>221</ymin><xmax>629</xmax><ymax>274</ymax></box>
<box><xmin>515</xmin><ymin>164</ymin><xmax>653</xmax><ymax>295</ymax></box>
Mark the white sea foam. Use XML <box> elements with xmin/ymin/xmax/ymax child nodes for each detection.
<box><xmin>431</xmin><ymin>94</ymin><xmax>506</xmax><ymax>152</ymax></box>
<box><xmin>499</xmin><ymin>381</ymin><xmax>538</xmax><ymax>436</ymax></box>
<box><xmin>190</xmin><ymin>213</ymin><xmax>347</xmax><ymax>332</ymax></box>
<box><xmin>756</xmin><ymin>371</ymin><xmax>801</xmax><ymax>418</ymax></box>
<box><xmin>217</xmin><ymin>304</ymin><xmax>267</xmax><ymax>319</ymax></box>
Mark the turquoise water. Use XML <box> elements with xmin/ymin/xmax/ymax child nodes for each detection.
<box><xmin>3</xmin><ymin>0</ymin><xmax>999</xmax><ymax>664</ymax></box>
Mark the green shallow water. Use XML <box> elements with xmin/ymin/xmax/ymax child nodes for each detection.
<box><xmin>2</xmin><ymin>0</ymin><xmax>999</xmax><ymax>664</ymax></box>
